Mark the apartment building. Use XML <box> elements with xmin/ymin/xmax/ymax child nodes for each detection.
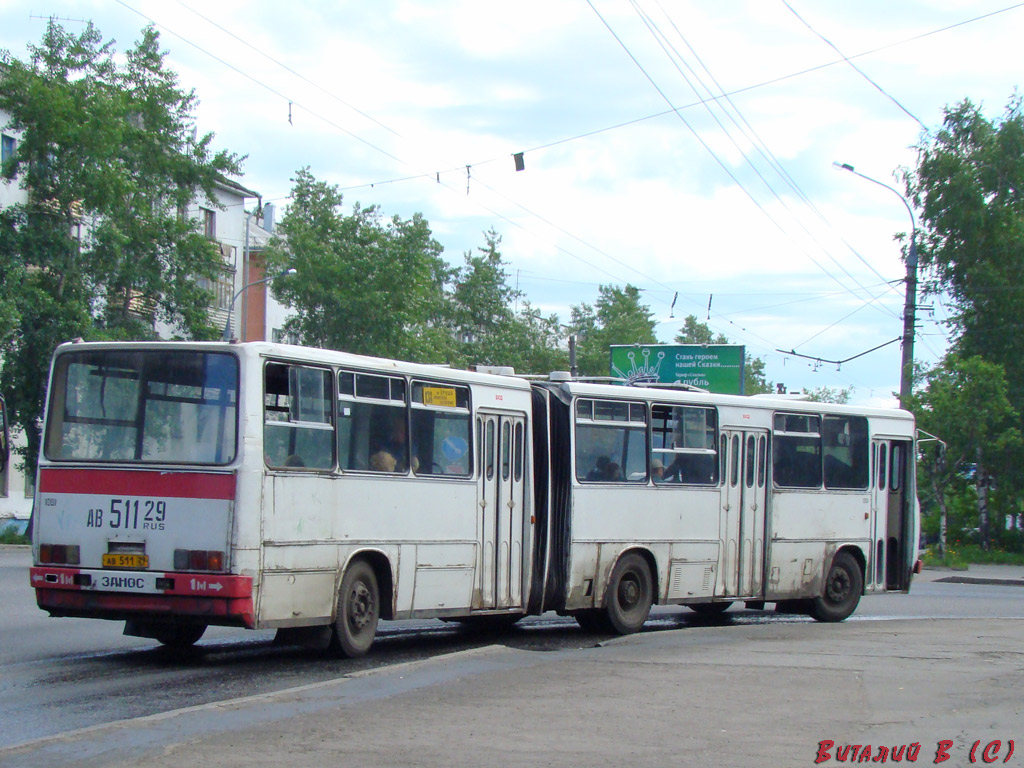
<box><xmin>0</xmin><ymin>113</ymin><xmax>293</xmax><ymax>525</ymax></box>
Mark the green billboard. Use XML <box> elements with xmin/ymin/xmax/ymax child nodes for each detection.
<box><xmin>609</xmin><ymin>344</ymin><xmax>746</xmax><ymax>394</ymax></box>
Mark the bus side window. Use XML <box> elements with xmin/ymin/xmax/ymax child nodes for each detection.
<box><xmin>407</xmin><ymin>382</ymin><xmax>471</xmax><ymax>477</ymax></box>
<box><xmin>890</xmin><ymin>444</ymin><xmax>902</xmax><ymax>491</ymax></box>
<box><xmin>757</xmin><ymin>435</ymin><xmax>767</xmax><ymax>488</ymax></box>
<box><xmin>575</xmin><ymin>399</ymin><xmax>647</xmax><ymax>483</ymax></box>
<box><xmin>336</xmin><ymin>371</ymin><xmax>408</xmax><ymax>473</ymax></box>
<box><xmin>650</xmin><ymin>404</ymin><xmax>717</xmax><ymax>485</ymax></box>
<box><xmin>823</xmin><ymin>416</ymin><xmax>869</xmax><ymax>490</ymax></box>
<box><xmin>744</xmin><ymin>435</ymin><xmax>755</xmax><ymax>488</ymax></box>
<box><xmin>264</xmin><ymin>362</ymin><xmax>335</xmax><ymax>470</ymax></box>
<box><xmin>772</xmin><ymin>413</ymin><xmax>822</xmax><ymax>488</ymax></box>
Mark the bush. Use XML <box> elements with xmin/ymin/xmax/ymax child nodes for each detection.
<box><xmin>0</xmin><ymin>525</ymin><xmax>30</xmax><ymax>545</ymax></box>
<box><xmin>922</xmin><ymin>543</ymin><xmax>1024</xmax><ymax>567</ymax></box>
<box><xmin>921</xmin><ymin>545</ymin><xmax>970</xmax><ymax>570</ymax></box>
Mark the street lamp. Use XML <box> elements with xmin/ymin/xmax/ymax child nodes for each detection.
<box><xmin>222</xmin><ymin>268</ymin><xmax>297</xmax><ymax>341</ymax></box>
<box><xmin>833</xmin><ymin>161</ymin><xmax>918</xmax><ymax>409</ymax></box>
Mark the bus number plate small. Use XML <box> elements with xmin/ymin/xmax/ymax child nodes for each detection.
<box><xmin>102</xmin><ymin>553</ymin><xmax>150</xmax><ymax>569</ymax></box>
<box><xmin>422</xmin><ymin>386</ymin><xmax>457</xmax><ymax>408</ymax></box>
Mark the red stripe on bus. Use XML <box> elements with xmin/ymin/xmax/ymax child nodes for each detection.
<box><xmin>38</xmin><ymin>469</ymin><xmax>236</xmax><ymax>500</ymax></box>
<box><xmin>30</xmin><ymin>567</ymin><xmax>253</xmax><ymax>598</ymax></box>
<box><xmin>35</xmin><ymin>589</ymin><xmax>256</xmax><ymax>629</ymax></box>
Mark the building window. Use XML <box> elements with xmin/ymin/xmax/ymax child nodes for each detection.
<box><xmin>272</xmin><ymin>328</ymin><xmax>301</xmax><ymax>345</ymax></box>
<box><xmin>1</xmin><ymin>135</ymin><xmax>16</xmax><ymax>165</ymax></box>
<box><xmin>201</xmin><ymin>207</ymin><xmax>216</xmax><ymax>240</ymax></box>
<box><xmin>198</xmin><ymin>268</ymin><xmax>234</xmax><ymax>311</ymax></box>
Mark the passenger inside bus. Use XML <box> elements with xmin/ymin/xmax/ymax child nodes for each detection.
<box><xmin>661</xmin><ymin>453</ymin><xmax>715</xmax><ymax>484</ymax></box>
<box><xmin>603</xmin><ymin>462</ymin><xmax>623</xmax><ymax>481</ymax></box>
<box><xmin>371</xmin><ymin>413</ymin><xmax>410</xmax><ymax>472</ymax></box>
<box><xmin>587</xmin><ymin>456</ymin><xmax>611</xmax><ymax>481</ymax></box>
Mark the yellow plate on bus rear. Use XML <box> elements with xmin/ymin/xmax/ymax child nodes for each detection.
<box><xmin>102</xmin><ymin>553</ymin><xmax>149</xmax><ymax>569</ymax></box>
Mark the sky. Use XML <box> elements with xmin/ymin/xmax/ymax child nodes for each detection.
<box><xmin>1</xmin><ymin>0</ymin><xmax>1021</xmax><ymax>406</ymax></box>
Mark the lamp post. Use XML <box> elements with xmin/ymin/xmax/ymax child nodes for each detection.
<box><xmin>222</xmin><ymin>268</ymin><xmax>297</xmax><ymax>341</ymax></box>
<box><xmin>833</xmin><ymin>162</ymin><xmax>917</xmax><ymax>409</ymax></box>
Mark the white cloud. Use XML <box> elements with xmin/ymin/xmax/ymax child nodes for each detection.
<box><xmin>0</xmin><ymin>0</ymin><xmax>1017</xmax><ymax>403</ymax></box>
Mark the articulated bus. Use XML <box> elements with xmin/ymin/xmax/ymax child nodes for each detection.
<box><xmin>30</xmin><ymin>341</ymin><xmax>920</xmax><ymax>653</ymax></box>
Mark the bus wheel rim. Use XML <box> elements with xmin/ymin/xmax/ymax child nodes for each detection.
<box><xmin>348</xmin><ymin>583</ymin><xmax>374</xmax><ymax>631</ymax></box>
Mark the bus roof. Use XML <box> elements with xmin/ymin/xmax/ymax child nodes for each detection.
<box><xmin>50</xmin><ymin>340</ymin><xmax>534</xmax><ymax>393</ymax></box>
<box><xmin>540</xmin><ymin>378</ymin><xmax>914</xmax><ymax>422</ymax></box>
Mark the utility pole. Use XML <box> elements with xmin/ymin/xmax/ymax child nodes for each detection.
<box><xmin>833</xmin><ymin>162</ymin><xmax>917</xmax><ymax>409</ymax></box>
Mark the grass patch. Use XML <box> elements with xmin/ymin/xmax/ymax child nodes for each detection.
<box><xmin>0</xmin><ymin>525</ymin><xmax>30</xmax><ymax>545</ymax></box>
<box><xmin>921</xmin><ymin>544</ymin><xmax>1024</xmax><ymax>568</ymax></box>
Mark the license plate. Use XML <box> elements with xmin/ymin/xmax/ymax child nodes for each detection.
<box><xmin>102</xmin><ymin>553</ymin><xmax>149</xmax><ymax>569</ymax></box>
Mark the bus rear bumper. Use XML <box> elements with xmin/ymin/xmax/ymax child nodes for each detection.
<box><xmin>30</xmin><ymin>566</ymin><xmax>256</xmax><ymax>629</ymax></box>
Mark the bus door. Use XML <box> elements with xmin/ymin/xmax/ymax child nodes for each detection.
<box><xmin>476</xmin><ymin>413</ymin><xmax>526</xmax><ymax>610</ymax></box>
<box><xmin>872</xmin><ymin>439</ymin><xmax>913</xmax><ymax>591</ymax></box>
<box><xmin>720</xmin><ymin>429</ymin><xmax>769</xmax><ymax>597</ymax></box>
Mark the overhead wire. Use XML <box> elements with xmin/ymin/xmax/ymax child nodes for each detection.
<box><xmin>782</xmin><ymin>0</ymin><xmax>929</xmax><ymax>132</ymax></box>
<box><xmin>587</xmin><ymin>0</ymin><xmax>896</xmax><ymax>347</ymax></box>
<box><xmin>646</xmin><ymin>0</ymin><xmax>904</xmax><ymax>306</ymax></box>
<box><xmin>330</xmin><ymin>2</ymin><xmax>1024</xmax><ymax>193</ymax></box>
<box><xmin>173</xmin><ymin>0</ymin><xmax>403</xmax><ymax>139</ymax></box>
<box><xmin>629</xmin><ymin>0</ymin><xmax>901</xmax><ymax>323</ymax></box>
<box><xmin>112</xmin><ymin>0</ymin><xmax>665</xmax><ymax>301</ymax></box>
<box><xmin>114</xmin><ymin>0</ymin><xmax>993</xmax><ymax>378</ymax></box>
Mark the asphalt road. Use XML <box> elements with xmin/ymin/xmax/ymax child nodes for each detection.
<box><xmin>3</xmin><ymin>546</ymin><xmax>1023</xmax><ymax>752</ymax></box>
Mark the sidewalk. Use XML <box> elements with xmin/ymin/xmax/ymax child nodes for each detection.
<box><xmin>919</xmin><ymin>562</ymin><xmax>1024</xmax><ymax>586</ymax></box>
<box><xmin>4</xmin><ymin>615</ymin><xmax>1022</xmax><ymax>768</ymax></box>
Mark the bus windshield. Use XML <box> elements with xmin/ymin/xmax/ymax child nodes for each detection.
<box><xmin>44</xmin><ymin>349</ymin><xmax>238</xmax><ymax>465</ymax></box>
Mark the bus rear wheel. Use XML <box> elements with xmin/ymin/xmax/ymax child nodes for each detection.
<box><xmin>604</xmin><ymin>553</ymin><xmax>653</xmax><ymax>634</ymax></box>
<box><xmin>152</xmin><ymin>623</ymin><xmax>206</xmax><ymax>650</ymax></box>
<box><xmin>333</xmin><ymin>560</ymin><xmax>380</xmax><ymax>657</ymax></box>
<box><xmin>810</xmin><ymin>551</ymin><xmax>862</xmax><ymax>622</ymax></box>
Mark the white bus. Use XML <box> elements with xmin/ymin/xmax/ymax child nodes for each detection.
<box><xmin>30</xmin><ymin>341</ymin><xmax>919</xmax><ymax>653</ymax></box>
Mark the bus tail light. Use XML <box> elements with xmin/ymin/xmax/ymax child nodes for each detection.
<box><xmin>38</xmin><ymin>544</ymin><xmax>80</xmax><ymax>565</ymax></box>
<box><xmin>174</xmin><ymin>549</ymin><xmax>225</xmax><ymax>572</ymax></box>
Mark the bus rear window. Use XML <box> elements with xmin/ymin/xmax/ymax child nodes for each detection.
<box><xmin>45</xmin><ymin>350</ymin><xmax>239</xmax><ymax>465</ymax></box>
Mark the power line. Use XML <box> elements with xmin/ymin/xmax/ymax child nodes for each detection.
<box><xmin>782</xmin><ymin>0</ymin><xmax>928</xmax><ymax>132</ymax></box>
<box><xmin>646</xmin><ymin>0</ymin><xmax>903</xmax><ymax>303</ymax></box>
<box><xmin>587</xmin><ymin>0</ymin><xmax>894</xmax><ymax>319</ymax></box>
<box><xmin>173</xmin><ymin>0</ymin><xmax>403</xmax><ymax>139</ymax></box>
<box><xmin>629</xmin><ymin>0</ymin><xmax>901</xmax><ymax>318</ymax></box>
<box><xmin>112</xmin><ymin>0</ymin><xmax>670</xmax><ymax>299</ymax></box>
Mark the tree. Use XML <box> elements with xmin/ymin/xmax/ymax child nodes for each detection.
<box><xmin>674</xmin><ymin>315</ymin><xmax>727</xmax><ymax>345</ymax></box>
<box><xmin>450</xmin><ymin>230</ymin><xmax>566</xmax><ymax>374</ymax></box>
<box><xmin>0</xmin><ymin>22</ymin><xmax>242</xmax><ymax>476</ymax></box>
<box><xmin>263</xmin><ymin>168</ymin><xmax>453</xmax><ymax>362</ymax></box>
<box><xmin>673</xmin><ymin>314</ymin><xmax>771</xmax><ymax>395</ymax></box>
<box><xmin>570</xmin><ymin>285</ymin><xmax>657</xmax><ymax>377</ymax></box>
<box><xmin>906</xmin><ymin>96</ymin><xmax>1024</xmax><ymax>410</ymax></box>
<box><xmin>910</xmin><ymin>355</ymin><xmax>1022</xmax><ymax>553</ymax></box>
<box><xmin>802</xmin><ymin>386</ymin><xmax>852</xmax><ymax>404</ymax></box>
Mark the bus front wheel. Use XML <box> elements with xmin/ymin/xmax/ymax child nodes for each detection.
<box><xmin>810</xmin><ymin>551</ymin><xmax>862</xmax><ymax>622</ymax></box>
<box><xmin>333</xmin><ymin>560</ymin><xmax>380</xmax><ymax>657</ymax></box>
<box><xmin>604</xmin><ymin>553</ymin><xmax>653</xmax><ymax>634</ymax></box>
